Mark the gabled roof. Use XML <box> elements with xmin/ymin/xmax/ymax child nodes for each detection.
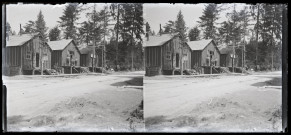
<box><xmin>143</xmin><ymin>33</ymin><xmax>179</xmax><ymax>47</ymax></box>
<box><xmin>6</xmin><ymin>33</ymin><xmax>38</xmax><ymax>47</ymax></box>
<box><xmin>79</xmin><ymin>46</ymin><xmax>94</xmax><ymax>54</ymax></box>
<box><xmin>187</xmin><ymin>39</ymin><xmax>213</xmax><ymax>51</ymax></box>
<box><xmin>47</xmin><ymin>39</ymin><xmax>74</xmax><ymax>51</ymax></box>
<box><xmin>218</xmin><ymin>43</ymin><xmax>234</xmax><ymax>54</ymax></box>
<box><xmin>219</xmin><ymin>46</ymin><xmax>233</xmax><ymax>54</ymax></box>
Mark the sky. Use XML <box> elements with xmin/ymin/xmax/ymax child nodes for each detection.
<box><xmin>144</xmin><ymin>3</ymin><xmax>248</xmax><ymax>34</ymax></box>
<box><xmin>6</xmin><ymin>3</ymin><xmax>109</xmax><ymax>34</ymax></box>
<box><xmin>7</xmin><ymin>3</ymin><xmax>249</xmax><ymax>40</ymax></box>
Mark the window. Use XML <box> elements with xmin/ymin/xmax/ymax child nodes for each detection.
<box><xmin>69</xmin><ymin>51</ymin><xmax>74</xmax><ymax>56</ymax></box>
<box><xmin>209</xmin><ymin>51</ymin><xmax>214</xmax><ymax>60</ymax></box>
<box><xmin>26</xmin><ymin>52</ymin><xmax>31</xmax><ymax>59</ymax></box>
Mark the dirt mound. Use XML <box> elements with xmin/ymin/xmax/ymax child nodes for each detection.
<box><xmin>146</xmin><ymin>96</ymin><xmax>282</xmax><ymax>132</ymax></box>
<box><xmin>126</xmin><ymin>100</ymin><xmax>144</xmax><ymax>131</ymax></box>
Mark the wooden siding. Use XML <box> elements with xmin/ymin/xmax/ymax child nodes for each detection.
<box><xmin>80</xmin><ymin>54</ymin><xmax>88</xmax><ymax>67</ymax></box>
<box><xmin>161</xmin><ymin>36</ymin><xmax>182</xmax><ymax>71</ymax></box>
<box><xmin>220</xmin><ymin>53</ymin><xmax>238</xmax><ymax>67</ymax></box>
<box><xmin>80</xmin><ymin>50</ymin><xmax>97</xmax><ymax>67</ymax></box>
<box><xmin>220</xmin><ymin>54</ymin><xmax>227</xmax><ymax>67</ymax></box>
<box><xmin>42</xmin><ymin>44</ymin><xmax>52</xmax><ymax>70</ymax></box>
<box><xmin>3</xmin><ymin>35</ymin><xmax>50</xmax><ymax>75</ymax></box>
<box><xmin>145</xmin><ymin>46</ymin><xmax>161</xmax><ymax>68</ymax></box>
<box><xmin>51</xmin><ymin>51</ymin><xmax>62</xmax><ymax>68</ymax></box>
<box><xmin>3</xmin><ymin>46</ymin><xmax>21</xmax><ymax>67</ymax></box>
<box><xmin>182</xmin><ymin>44</ymin><xmax>191</xmax><ymax>70</ymax></box>
<box><xmin>191</xmin><ymin>51</ymin><xmax>202</xmax><ymax>68</ymax></box>
<box><xmin>61</xmin><ymin>41</ymin><xmax>81</xmax><ymax>67</ymax></box>
<box><xmin>161</xmin><ymin>41</ymin><xmax>172</xmax><ymax>70</ymax></box>
<box><xmin>171</xmin><ymin>37</ymin><xmax>182</xmax><ymax>70</ymax></box>
<box><xmin>201</xmin><ymin>42</ymin><xmax>220</xmax><ymax>66</ymax></box>
<box><xmin>22</xmin><ymin>37</ymin><xmax>45</xmax><ymax>70</ymax></box>
<box><xmin>144</xmin><ymin>35</ymin><xmax>183</xmax><ymax>75</ymax></box>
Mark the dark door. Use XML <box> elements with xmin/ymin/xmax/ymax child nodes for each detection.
<box><xmin>176</xmin><ymin>53</ymin><xmax>179</xmax><ymax>67</ymax></box>
<box><xmin>36</xmin><ymin>53</ymin><xmax>39</xmax><ymax>67</ymax></box>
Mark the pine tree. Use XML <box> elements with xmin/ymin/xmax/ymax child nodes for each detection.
<box><xmin>99</xmin><ymin>6</ymin><xmax>112</xmax><ymax>69</ymax></box>
<box><xmin>175</xmin><ymin>10</ymin><xmax>187</xmax><ymax>42</ymax></box>
<box><xmin>260</xmin><ymin>4</ymin><xmax>283</xmax><ymax>70</ymax></box>
<box><xmin>35</xmin><ymin>10</ymin><xmax>48</xmax><ymax>41</ymax></box>
<box><xmin>197</xmin><ymin>4</ymin><xmax>222</xmax><ymax>40</ymax></box>
<box><xmin>188</xmin><ymin>26</ymin><xmax>200</xmax><ymax>41</ymax></box>
<box><xmin>146</xmin><ymin>22</ymin><xmax>151</xmax><ymax>33</ymax></box>
<box><xmin>79</xmin><ymin>21</ymin><xmax>93</xmax><ymax>45</ymax></box>
<box><xmin>23</xmin><ymin>20</ymin><xmax>36</xmax><ymax>34</ymax></box>
<box><xmin>99</xmin><ymin>6</ymin><xmax>111</xmax><ymax>39</ymax></box>
<box><xmin>58</xmin><ymin>3</ymin><xmax>82</xmax><ymax>40</ymax></box>
<box><xmin>110</xmin><ymin>3</ymin><xmax>125</xmax><ymax>68</ymax></box>
<box><xmin>49</xmin><ymin>26</ymin><xmax>61</xmax><ymax>41</ymax></box>
<box><xmin>250</xmin><ymin>4</ymin><xmax>264</xmax><ymax>70</ymax></box>
<box><xmin>218</xmin><ymin>21</ymin><xmax>231</xmax><ymax>45</ymax></box>
<box><xmin>226</xmin><ymin>5</ymin><xmax>244</xmax><ymax>45</ymax></box>
<box><xmin>6</xmin><ymin>22</ymin><xmax>12</xmax><ymax>35</ymax></box>
<box><xmin>163</xmin><ymin>20</ymin><xmax>175</xmax><ymax>33</ymax></box>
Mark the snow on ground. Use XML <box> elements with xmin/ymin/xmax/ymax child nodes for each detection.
<box><xmin>3</xmin><ymin>73</ymin><xmax>144</xmax><ymax>132</ymax></box>
<box><xmin>144</xmin><ymin>71</ymin><xmax>282</xmax><ymax>132</ymax></box>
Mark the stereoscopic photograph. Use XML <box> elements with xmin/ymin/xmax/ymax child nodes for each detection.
<box><xmin>3</xmin><ymin>3</ymin><xmax>144</xmax><ymax>132</ymax></box>
<box><xmin>2</xmin><ymin>2</ymin><xmax>286</xmax><ymax>133</ymax></box>
<box><xmin>143</xmin><ymin>3</ymin><xmax>284</xmax><ymax>132</ymax></box>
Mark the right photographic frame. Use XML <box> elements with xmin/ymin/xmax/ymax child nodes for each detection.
<box><xmin>143</xmin><ymin>3</ymin><xmax>286</xmax><ymax>132</ymax></box>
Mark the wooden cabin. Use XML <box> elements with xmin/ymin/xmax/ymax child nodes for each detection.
<box><xmin>187</xmin><ymin>39</ymin><xmax>220</xmax><ymax>73</ymax></box>
<box><xmin>47</xmin><ymin>39</ymin><xmax>81</xmax><ymax>73</ymax></box>
<box><xmin>219</xmin><ymin>45</ymin><xmax>239</xmax><ymax>69</ymax></box>
<box><xmin>182</xmin><ymin>42</ymin><xmax>192</xmax><ymax>71</ymax></box>
<box><xmin>79</xmin><ymin>45</ymin><xmax>98</xmax><ymax>68</ymax></box>
<box><xmin>3</xmin><ymin>33</ymin><xmax>52</xmax><ymax>76</ymax></box>
<box><xmin>143</xmin><ymin>33</ymin><xmax>190</xmax><ymax>76</ymax></box>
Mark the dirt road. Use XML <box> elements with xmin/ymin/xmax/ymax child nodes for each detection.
<box><xmin>3</xmin><ymin>72</ymin><xmax>144</xmax><ymax>132</ymax></box>
<box><xmin>144</xmin><ymin>71</ymin><xmax>282</xmax><ymax>132</ymax></box>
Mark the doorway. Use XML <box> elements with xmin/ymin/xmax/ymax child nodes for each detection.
<box><xmin>36</xmin><ymin>53</ymin><xmax>39</xmax><ymax>67</ymax></box>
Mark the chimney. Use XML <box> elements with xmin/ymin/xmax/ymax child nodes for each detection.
<box><xmin>159</xmin><ymin>24</ymin><xmax>162</xmax><ymax>36</ymax></box>
<box><xmin>19</xmin><ymin>24</ymin><xmax>22</xmax><ymax>36</ymax></box>
<box><xmin>146</xmin><ymin>32</ymin><xmax>149</xmax><ymax>41</ymax></box>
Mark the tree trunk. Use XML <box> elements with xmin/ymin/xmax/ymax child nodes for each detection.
<box><xmin>255</xmin><ymin>4</ymin><xmax>260</xmax><ymax>71</ymax></box>
<box><xmin>104</xmin><ymin>9</ymin><xmax>107</xmax><ymax>71</ymax></box>
<box><xmin>115</xmin><ymin>4</ymin><xmax>120</xmax><ymax>70</ymax></box>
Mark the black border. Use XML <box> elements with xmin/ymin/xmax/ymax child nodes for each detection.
<box><xmin>1</xmin><ymin>1</ymin><xmax>288</xmax><ymax>134</ymax></box>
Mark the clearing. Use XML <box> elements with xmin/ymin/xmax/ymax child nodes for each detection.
<box><xmin>144</xmin><ymin>71</ymin><xmax>282</xmax><ymax>132</ymax></box>
<box><xmin>4</xmin><ymin>72</ymin><xmax>144</xmax><ymax>132</ymax></box>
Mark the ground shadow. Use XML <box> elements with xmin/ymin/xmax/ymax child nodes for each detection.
<box><xmin>111</xmin><ymin>77</ymin><xmax>143</xmax><ymax>86</ymax></box>
<box><xmin>252</xmin><ymin>77</ymin><xmax>282</xmax><ymax>87</ymax></box>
